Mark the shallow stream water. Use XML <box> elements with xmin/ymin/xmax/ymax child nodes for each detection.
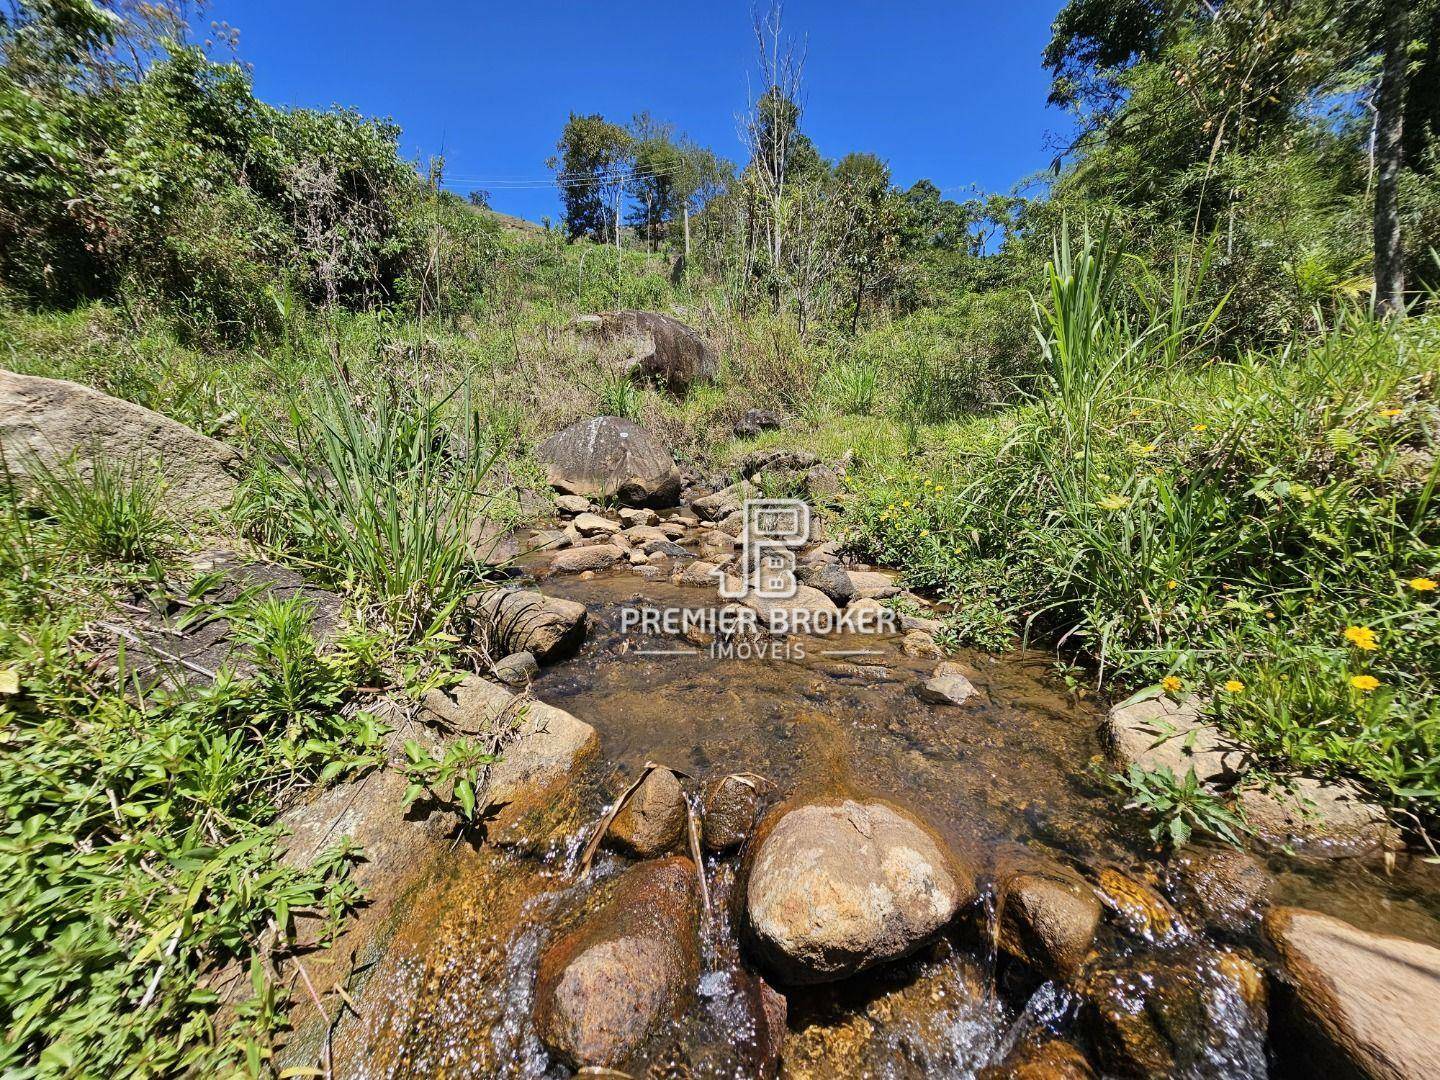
<box><xmin>325</xmin><ymin>569</ymin><xmax>1440</xmax><ymax>1079</ymax></box>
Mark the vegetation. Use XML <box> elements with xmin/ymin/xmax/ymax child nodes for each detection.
<box><xmin>1</xmin><ymin>0</ymin><xmax>1438</xmax><ymax>1073</ymax></box>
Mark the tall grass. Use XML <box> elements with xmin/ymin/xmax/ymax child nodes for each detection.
<box><xmin>850</xmin><ymin>231</ymin><xmax>1440</xmax><ymax>817</ymax></box>
<box><xmin>16</xmin><ymin>454</ymin><xmax>170</xmax><ymax>563</ymax></box>
<box><xmin>242</xmin><ymin>369</ymin><xmax>503</xmax><ymax>640</ymax></box>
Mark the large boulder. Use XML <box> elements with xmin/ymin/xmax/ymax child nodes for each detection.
<box><xmin>0</xmin><ymin>369</ymin><xmax>241</xmax><ymax>515</ymax></box>
<box><xmin>744</xmin><ymin>796</ymin><xmax>975</xmax><ymax>984</ymax></box>
<box><xmin>469</xmin><ymin>588</ymin><xmax>587</xmax><ymax>661</ymax></box>
<box><xmin>535</xmin><ymin>417</ymin><xmax>681</xmax><ymax>508</ymax></box>
<box><xmin>594</xmin><ymin>309</ymin><xmax>718</xmax><ymax>394</ymax></box>
<box><xmin>533</xmin><ymin>857</ymin><xmax>702</xmax><ymax>1069</ymax></box>
<box><xmin>1266</xmin><ymin>907</ymin><xmax>1440</xmax><ymax>1080</ymax></box>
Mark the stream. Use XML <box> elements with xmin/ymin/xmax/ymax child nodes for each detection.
<box><xmin>319</xmin><ymin>570</ymin><xmax>1440</xmax><ymax>1079</ymax></box>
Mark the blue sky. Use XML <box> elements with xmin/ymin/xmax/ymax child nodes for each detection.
<box><xmin>210</xmin><ymin>1</ymin><xmax>1071</xmax><ymax>222</ymax></box>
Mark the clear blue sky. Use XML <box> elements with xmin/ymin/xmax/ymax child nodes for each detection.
<box><xmin>210</xmin><ymin>1</ymin><xmax>1071</xmax><ymax>222</ymax></box>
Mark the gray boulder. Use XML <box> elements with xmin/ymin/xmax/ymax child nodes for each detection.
<box><xmin>536</xmin><ymin>417</ymin><xmax>681</xmax><ymax>508</ymax></box>
<box><xmin>594</xmin><ymin>309</ymin><xmax>718</xmax><ymax>394</ymax></box>
<box><xmin>0</xmin><ymin>369</ymin><xmax>240</xmax><ymax>515</ymax></box>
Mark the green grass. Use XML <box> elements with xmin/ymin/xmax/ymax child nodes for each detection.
<box><xmin>837</xmin><ymin>233</ymin><xmax>1440</xmax><ymax>818</ymax></box>
<box><xmin>0</xmin><ymin>479</ymin><xmax>383</xmax><ymax>1075</ymax></box>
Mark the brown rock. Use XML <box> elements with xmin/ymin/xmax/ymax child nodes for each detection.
<box><xmin>534</xmin><ymin>857</ymin><xmax>701</xmax><ymax>1068</ymax></box>
<box><xmin>744</xmin><ymin>797</ymin><xmax>976</xmax><ymax>984</ymax></box>
<box><xmin>901</xmin><ymin>630</ymin><xmax>943</xmax><ymax>659</ymax></box>
<box><xmin>982</xmin><ymin>1040</ymin><xmax>1095</xmax><ymax>1080</ymax></box>
<box><xmin>549</xmin><ymin>545</ymin><xmax>623</xmax><ymax>574</ymax></box>
<box><xmin>573</xmin><ymin>511</ymin><xmax>621</xmax><ymax>536</ymax></box>
<box><xmin>996</xmin><ymin>855</ymin><xmax>1102</xmax><ymax>982</ymax></box>
<box><xmin>607</xmin><ymin>767</ymin><xmax>687</xmax><ymax>858</ymax></box>
<box><xmin>1266</xmin><ymin>906</ymin><xmax>1440</xmax><ymax>1080</ymax></box>
<box><xmin>1166</xmin><ymin>847</ymin><xmax>1272</xmax><ymax>936</ymax></box>
<box><xmin>701</xmin><ymin>774</ymin><xmax>765</xmax><ymax>852</ymax></box>
<box><xmin>1082</xmin><ymin>946</ymin><xmax>1267</xmax><ymax>1078</ymax></box>
<box><xmin>471</xmin><ymin>588</ymin><xmax>587</xmax><ymax>661</ymax></box>
<box><xmin>554</xmin><ymin>493</ymin><xmax>591</xmax><ymax>515</ymax></box>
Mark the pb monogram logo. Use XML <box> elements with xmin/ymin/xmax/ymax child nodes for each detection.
<box><xmin>716</xmin><ymin>499</ymin><xmax>811</xmax><ymax>601</ymax></box>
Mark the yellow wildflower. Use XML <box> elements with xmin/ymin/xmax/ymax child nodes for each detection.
<box><xmin>1192</xmin><ymin>423</ymin><xmax>1208</xmax><ymax>433</ymax></box>
<box><xmin>919</xmin><ymin>529</ymin><xmax>930</xmax><ymax>537</ymax></box>
<box><xmin>1408</xmin><ymin>577</ymin><xmax>1437</xmax><ymax>592</ymax></box>
<box><xmin>1343</xmin><ymin>625</ymin><xmax>1379</xmax><ymax>651</ymax></box>
<box><xmin>954</xmin><ymin>547</ymin><xmax>964</xmax><ymax>555</ymax></box>
<box><xmin>1223</xmin><ymin>679</ymin><xmax>1245</xmax><ymax>693</ymax></box>
<box><xmin>1161</xmin><ymin>675</ymin><xmax>1183</xmax><ymax>693</ymax></box>
<box><xmin>1350</xmin><ymin>674</ymin><xmax>1380</xmax><ymax>692</ymax></box>
<box><xmin>1165</xmin><ymin>579</ymin><xmax>1179</xmax><ymax>590</ymax></box>
<box><xmin>1379</xmin><ymin>408</ymin><xmax>1402</xmax><ymax>418</ymax></box>
<box><xmin>1097</xmin><ymin>493</ymin><xmax>1130</xmax><ymax>511</ymax></box>
<box><xmin>902</xmin><ymin>500</ymin><xmax>912</xmax><ymax>508</ymax></box>
<box><xmin>934</xmin><ymin>485</ymin><xmax>945</xmax><ymax>493</ymax></box>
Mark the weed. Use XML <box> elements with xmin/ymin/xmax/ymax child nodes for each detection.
<box><xmin>19</xmin><ymin>454</ymin><xmax>171</xmax><ymax>564</ymax></box>
<box><xmin>1116</xmin><ymin>764</ymin><xmax>1249</xmax><ymax>849</ymax></box>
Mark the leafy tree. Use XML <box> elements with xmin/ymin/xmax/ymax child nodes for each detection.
<box><xmin>549</xmin><ymin>112</ymin><xmax>631</xmax><ymax>242</ymax></box>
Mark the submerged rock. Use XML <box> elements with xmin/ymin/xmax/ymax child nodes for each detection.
<box><xmin>536</xmin><ymin>417</ymin><xmax>681</xmax><ymax>507</ymax></box>
<box><xmin>607</xmin><ymin>767</ymin><xmax>688</xmax><ymax>858</ymax></box>
<box><xmin>901</xmin><ymin>630</ymin><xmax>943</xmax><ymax>659</ymax></box>
<box><xmin>981</xmin><ymin>1040</ymin><xmax>1095</xmax><ymax>1079</ymax></box>
<box><xmin>918</xmin><ymin>662</ymin><xmax>978</xmax><ymax>706</ymax></box>
<box><xmin>701</xmin><ymin>774</ymin><xmax>765</xmax><ymax>852</ymax></box>
<box><xmin>534</xmin><ymin>856</ymin><xmax>702</xmax><ymax>1069</ymax></box>
<box><xmin>1166</xmin><ymin>847</ymin><xmax>1272</xmax><ymax>937</ymax></box>
<box><xmin>1081</xmin><ymin>946</ymin><xmax>1267</xmax><ymax>1078</ymax></box>
<box><xmin>744</xmin><ymin>797</ymin><xmax>975</xmax><ymax>984</ymax></box>
<box><xmin>0</xmin><ymin>368</ymin><xmax>241</xmax><ymax>515</ymax></box>
<box><xmin>1266</xmin><ymin>906</ymin><xmax>1440</xmax><ymax>1080</ymax></box>
<box><xmin>996</xmin><ymin>854</ymin><xmax>1101</xmax><ymax>982</ymax></box>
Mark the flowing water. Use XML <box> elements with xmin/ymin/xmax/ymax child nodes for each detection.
<box><xmin>318</xmin><ymin>569</ymin><xmax>1440</xmax><ymax>1079</ymax></box>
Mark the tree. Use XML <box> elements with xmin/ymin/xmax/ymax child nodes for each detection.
<box><xmin>626</xmin><ymin>111</ymin><xmax>682</xmax><ymax>250</ymax></box>
<box><xmin>549</xmin><ymin>113</ymin><xmax>632</xmax><ymax>243</ymax></box>
<box><xmin>1373</xmin><ymin>0</ymin><xmax>1409</xmax><ymax>313</ymax></box>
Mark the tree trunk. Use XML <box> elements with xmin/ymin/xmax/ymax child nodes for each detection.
<box><xmin>1373</xmin><ymin>0</ymin><xmax>1408</xmax><ymax>315</ymax></box>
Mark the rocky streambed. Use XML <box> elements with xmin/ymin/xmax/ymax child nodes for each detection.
<box><xmin>282</xmin><ymin>527</ymin><xmax>1440</xmax><ymax>1080</ymax></box>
